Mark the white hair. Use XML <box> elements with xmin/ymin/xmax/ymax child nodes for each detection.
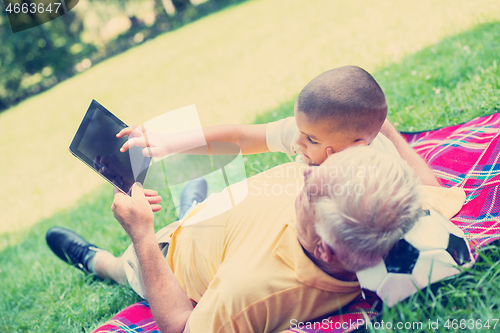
<box><xmin>313</xmin><ymin>145</ymin><xmax>422</xmax><ymax>272</ymax></box>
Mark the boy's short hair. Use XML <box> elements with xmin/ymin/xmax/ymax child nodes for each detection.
<box><xmin>312</xmin><ymin>146</ymin><xmax>422</xmax><ymax>272</ymax></box>
<box><xmin>296</xmin><ymin>66</ymin><xmax>387</xmax><ymax>136</ymax></box>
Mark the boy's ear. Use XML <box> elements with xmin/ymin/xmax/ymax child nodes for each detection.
<box><xmin>352</xmin><ymin>140</ymin><xmax>368</xmax><ymax>147</ymax></box>
<box><xmin>314</xmin><ymin>241</ymin><xmax>335</xmax><ymax>263</ymax></box>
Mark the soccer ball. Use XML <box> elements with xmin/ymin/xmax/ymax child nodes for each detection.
<box><xmin>356</xmin><ymin>209</ymin><xmax>474</xmax><ymax>307</ymax></box>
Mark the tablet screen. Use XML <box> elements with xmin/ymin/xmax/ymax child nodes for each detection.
<box><xmin>69</xmin><ymin>100</ymin><xmax>151</xmax><ymax>194</ymax></box>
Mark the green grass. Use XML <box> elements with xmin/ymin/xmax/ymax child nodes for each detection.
<box><xmin>1</xmin><ymin>17</ymin><xmax>500</xmax><ymax>333</ymax></box>
<box><xmin>377</xmin><ymin>22</ymin><xmax>500</xmax><ymax>132</ymax></box>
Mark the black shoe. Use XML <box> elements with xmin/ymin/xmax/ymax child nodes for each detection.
<box><xmin>46</xmin><ymin>227</ymin><xmax>101</xmax><ymax>273</ymax></box>
<box><xmin>178</xmin><ymin>177</ymin><xmax>207</xmax><ymax>220</ymax></box>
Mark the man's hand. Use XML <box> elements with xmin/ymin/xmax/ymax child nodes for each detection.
<box><xmin>111</xmin><ymin>183</ymin><xmax>162</xmax><ymax>244</ymax></box>
<box><xmin>113</xmin><ymin>183</ymin><xmax>193</xmax><ymax>333</ymax></box>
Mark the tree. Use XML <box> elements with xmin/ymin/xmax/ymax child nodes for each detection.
<box><xmin>171</xmin><ymin>0</ymin><xmax>192</xmax><ymax>14</ymax></box>
<box><xmin>0</xmin><ymin>4</ymin><xmax>93</xmax><ymax>111</ymax></box>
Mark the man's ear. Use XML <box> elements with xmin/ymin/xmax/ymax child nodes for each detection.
<box><xmin>303</xmin><ymin>166</ymin><xmax>314</xmax><ymax>182</ymax></box>
<box><xmin>314</xmin><ymin>241</ymin><xmax>335</xmax><ymax>263</ymax></box>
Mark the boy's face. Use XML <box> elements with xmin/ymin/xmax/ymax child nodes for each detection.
<box><xmin>294</xmin><ymin>108</ymin><xmax>367</xmax><ymax>166</ymax></box>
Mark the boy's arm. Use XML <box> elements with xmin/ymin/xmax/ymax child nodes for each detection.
<box><xmin>202</xmin><ymin>124</ymin><xmax>269</xmax><ymax>155</ymax></box>
<box><xmin>380</xmin><ymin>119</ymin><xmax>440</xmax><ymax>187</ymax></box>
<box><xmin>118</xmin><ymin>123</ymin><xmax>269</xmax><ymax>157</ymax></box>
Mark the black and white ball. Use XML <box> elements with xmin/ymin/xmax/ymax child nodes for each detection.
<box><xmin>356</xmin><ymin>209</ymin><xmax>473</xmax><ymax>307</ymax></box>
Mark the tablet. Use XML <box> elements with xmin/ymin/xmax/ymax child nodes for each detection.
<box><xmin>69</xmin><ymin>100</ymin><xmax>151</xmax><ymax>195</ymax></box>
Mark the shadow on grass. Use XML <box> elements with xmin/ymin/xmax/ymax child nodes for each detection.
<box><xmin>1</xmin><ymin>20</ymin><xmax>499</xmax><ymax>333</ymax></box>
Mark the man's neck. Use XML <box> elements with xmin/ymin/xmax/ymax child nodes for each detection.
<box><xmin>303</xmin><ymin>247</ymin><xmax>357</xmax><ymax>282</ymax></box>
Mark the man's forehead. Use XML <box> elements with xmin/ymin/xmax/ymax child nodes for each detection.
<box><xmin>306</xmin><ymin>165</ymin><xmax>331</xmax><ymax>182</ymax></box>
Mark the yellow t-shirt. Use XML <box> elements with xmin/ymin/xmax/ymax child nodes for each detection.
<box><xmin>165</xmin><ymin>163</ymin><xmax>361</xmax><ymax>333</ymax></box>
<box><xmin>420</xmin><ymin>186</ymin><xmax>466</xmax><ymax>219</ymax></box>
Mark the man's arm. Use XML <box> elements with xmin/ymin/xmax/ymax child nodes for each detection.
<box><xmin>118</xmin><ymin>123</ymin><xmax>269</xmax><ymax>157</ymax></box>
<box><xmin>380</xmin><ymin>119</ymin><xmax>440</xmax><ymax>187</ymax></box>
<box><xmin>112</xmin><ymin>184</ymin><xmax>192</xmax><ymax>333</ymax></box>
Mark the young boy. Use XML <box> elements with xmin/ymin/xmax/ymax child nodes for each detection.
<box><xmin>118</xmin><ymin>65</ymin><xmax>438</xmax><ymax>185</ymax></box>
<box><xmin>263</xmin><ymin>65</ymin><xmax>397</xmax><ymax>165</ymax></box>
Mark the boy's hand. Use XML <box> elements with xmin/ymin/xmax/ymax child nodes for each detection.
<box><xmin>117</xmin><ymin>125</ymin><xmax>171</xmax><ymax>158</ymax></box>
<box><xmin>117</xmin><ymin>125</ymin><xmax>205</xmax><ymax>159</ymax></box>
<box><xmin>112</xmin><ymin>183</ymin><xmax>161</xmax><ymax>244</ymax></box>
<box><xmin>115</xmin><ymin>186</ymin><xmax>162</xmax><ymax>212</ymax></box>
<box><xmin>143</xmin><ymin>188</ymin><xmax>163</xmax><ymax>212</ymax></box>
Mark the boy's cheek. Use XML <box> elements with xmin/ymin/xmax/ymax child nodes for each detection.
<box><xmin>313</xmin><ymin>151</ymin><xmax>329</xmax><ymax>166</ymax></box>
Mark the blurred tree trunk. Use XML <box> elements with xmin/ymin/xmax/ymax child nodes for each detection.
<box><xmin>171</xmin><ymin>0</ymin><xmax>192</xmax><ymax>14</ymax></box>
<box><xmin>154</xmin><ymin>0</ymin><xmax>170</xmax><ymax>20</ymax></box>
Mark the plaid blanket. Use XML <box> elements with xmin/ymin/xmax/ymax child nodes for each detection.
<box><xmin>93</xmin><ymin>301</ymin><xmax>159</xmax><ymax>332</ymax></box>
<box><xmin>93</xmin><ymin>113</ymin><xmax>500</xmax><ymax>333</ymax></box>
<box><xmin>93</xmin><ymin>294</ymin><xmax>380</xmax><ymax>333</ymax></box>
<box><xmin>401</xmin><ymin>112</ymin><xmax>500</xmax><ymax>250</ymax></box>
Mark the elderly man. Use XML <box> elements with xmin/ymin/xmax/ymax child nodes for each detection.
<box><xmin>47</xmin><ymin>146</ymin><xmax>425</xmax><ymax>332</ymax></box>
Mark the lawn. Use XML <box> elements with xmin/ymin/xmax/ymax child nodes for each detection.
<box><xmin>1</xmin><ymin>18</ymin><xmax>499</xmax><ymax>332</ymax></box>
<box><xmin>1</xmin><ymin>0</ymin><xmax>500</xmax><ymax>237</ymax></box>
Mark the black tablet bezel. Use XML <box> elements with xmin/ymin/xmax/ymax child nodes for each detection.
<box><xmin>69</xmin><ymin>99</ymin><xmax>151</xmax><ymax>195</ymax></box>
